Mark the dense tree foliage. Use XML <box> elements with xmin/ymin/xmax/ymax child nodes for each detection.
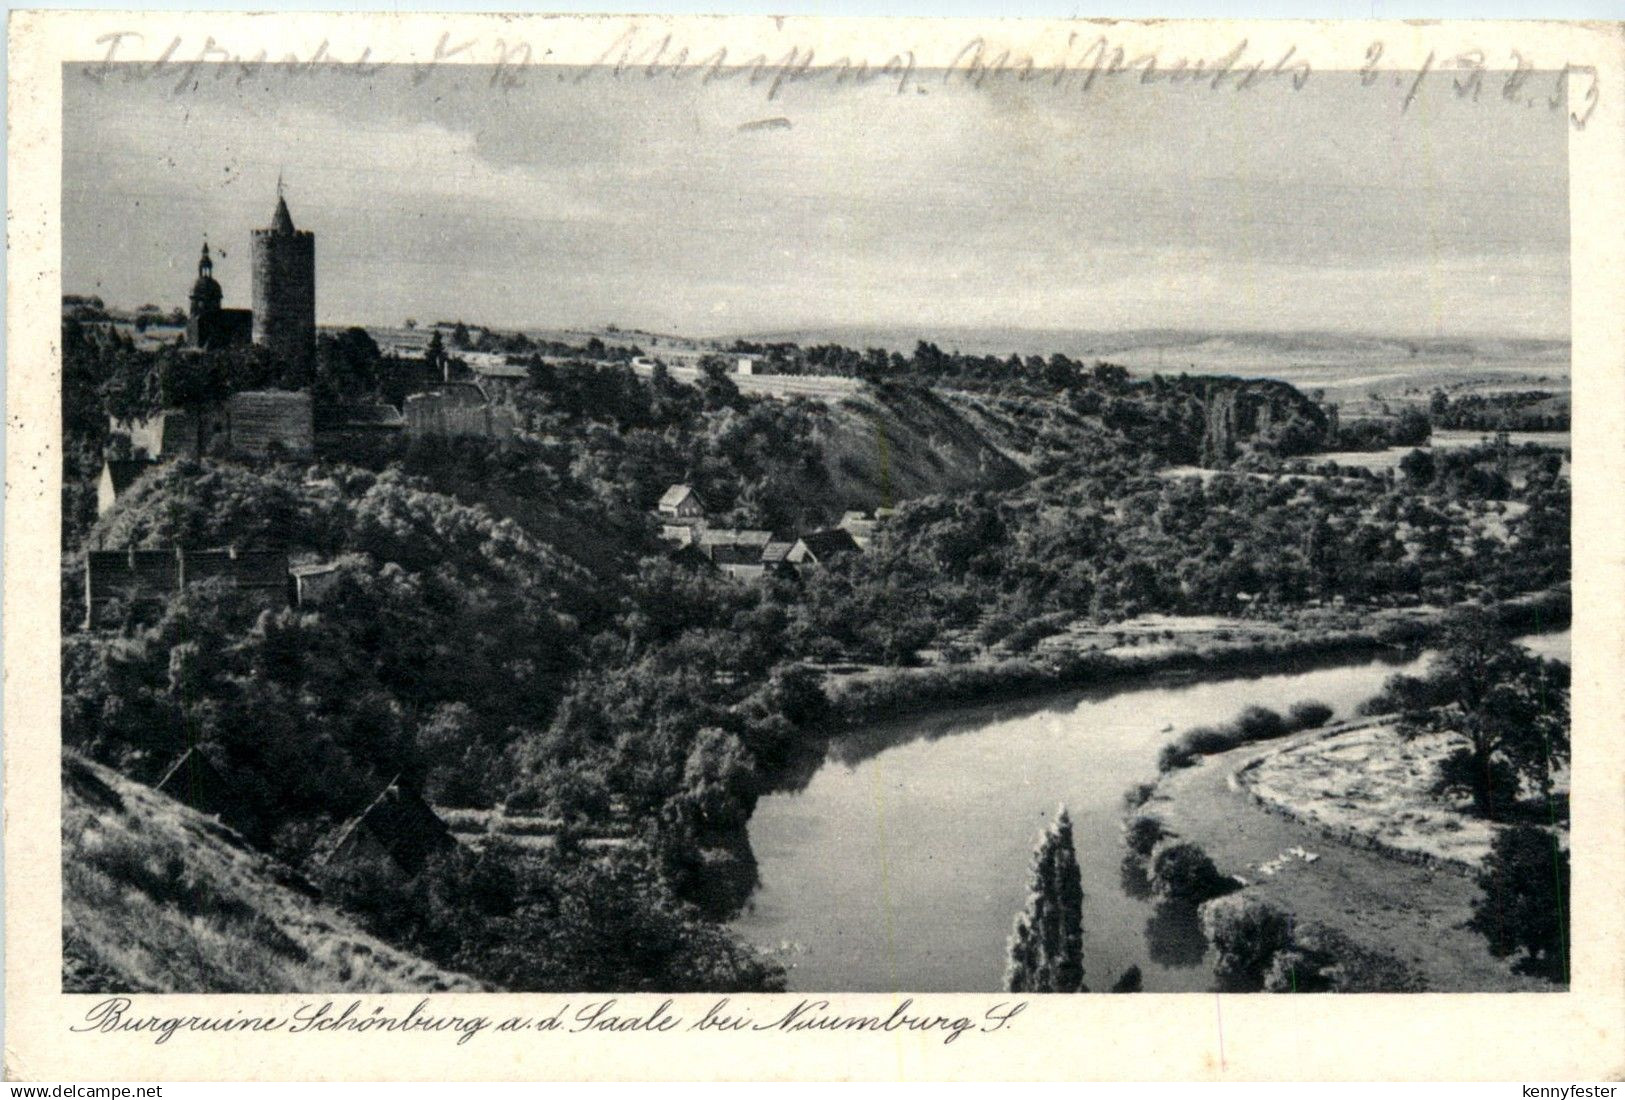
<box><xmin>1467</xmin><ymin>826</ymin><xmax>1568</xmax><ymax>983</ymax></box>
<box><xmin>1430</xmin><ymin>389</ymin><xmax>1569</xmax><ymax>432</ymax></box>
<box><xmin>1006</xmin><ymin>808</ymin><xmax>1087</xmax><ymax>993</ymax></box>
<box><xmin>63</xmin><ymin>317</ymin><xmax>1572</xmax><ymax>991</ymax></box>
<box><xmin>1376</xmin><ymin>610</ymin><xmax>1570</xmax><ymax>819</ymax></box>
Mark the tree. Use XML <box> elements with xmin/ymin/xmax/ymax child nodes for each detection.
<box><xmin>316</xmin><ymin>327</ymin><xmax>383</xmax><ymax>400</ymax></box>
<box><xmin>1148</xmin><ymin>841</ymin><xmax>1235</xmax><ymax>904</ymax></box>
<box><xmin>1396</xmin><ymin>609</ymin><xmax>1570</xmax><ymax>818</ymax></box>
<box><xmin>1399</xmin><ymin>447</ymin><xmax>1435</xmax><ymax>486</ymax></box>
<box><xmin>1006</xmin><ymin>806</ymin><xmax>1086</xmax><ymax>992</ymax></box>
<box><xmin>1467</xmin><ymin>826</ymin><xmax>1568</xmax><ymax>982</ymax></box>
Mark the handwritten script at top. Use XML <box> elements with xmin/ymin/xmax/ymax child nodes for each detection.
<box><xmin>81</xmin><ymin>28</ymin><xmax>1601</xmax><ymax>131</ymax></box>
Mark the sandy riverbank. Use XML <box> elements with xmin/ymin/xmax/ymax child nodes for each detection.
<box><xmin>1139</xmin><ymin>722</ymin><xmax>1559</xmax><ymax>992</ymax></box>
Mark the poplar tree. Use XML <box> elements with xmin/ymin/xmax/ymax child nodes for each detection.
<box><xmin>1005</xmin><ymin>806</ymin><xmax>1087</xmax><ymax>992</ymax></box>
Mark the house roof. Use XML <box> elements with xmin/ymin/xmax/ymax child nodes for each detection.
<box><xmin>659</xmin><ymin>484</ymin><xmax>700</xmax><ymax>509</ymax></box>
<box><xmin>709</xmin><ymin>543</ymin><xmax>767</xmax><ymax>566</ymax></box>
<box><xmin>103</xmin><ymin>458</ymin><xmax>155</xmax><ymax>493</ymax></box>
<box><xmin>696</xmin><ymin>527</ymin><xmax>772</xmax><ymax>548</ymax></box>
<box><xmin>324</xmin><ymin>778</ymin><xmax>454</xmax><ymax>875</ymax></box>
<box><xmin>155</xmin><ymin>745</ymin><xmax>251</xmax><ymax>830</ymax></box>
<box><xmin>761</xmin><ymin>541</ymin><xmax>794</xmax><ymax>563</ymax></box>
<box><xmin>794</xmin><ymin>528</ymin><xmax>862</xmax><ymax>560</ymax></box>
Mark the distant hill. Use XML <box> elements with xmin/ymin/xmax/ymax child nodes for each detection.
<box><xmin>62</xmin><ymin>754</ymin><xmax>483</xmax><ymax>994</ymax></box>
<box><xmin>730</xmin><ymin>325</ymin><xmax>1569</xmax><ymax>364</ymax></box>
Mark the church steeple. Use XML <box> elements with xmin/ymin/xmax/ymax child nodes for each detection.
<box><xmin>189</xmin><ymin>238</ymin><xmax>223</xmax><ymax>318</ymax></box>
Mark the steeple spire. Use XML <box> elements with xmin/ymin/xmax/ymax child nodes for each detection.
<box><xmin>269</xmin><ymin>175</ymin><xmax>296</xmax><ymax>235</ymax></box>
<box><xmin>198</xmin><ymin>239</ymin><xmax>212</xmax><ymax>278</ymax></box>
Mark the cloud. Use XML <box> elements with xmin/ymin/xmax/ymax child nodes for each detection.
<box><xmin>63</xmin><ymin>64</ymin><xmax>1570</xmax><ymax>339</ymax></box>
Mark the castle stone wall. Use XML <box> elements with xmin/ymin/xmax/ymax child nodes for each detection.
<box><xmin>403</xmin><ymin>393</ymin><xmax>517</xmax><ymax>440</ymax></box>
<box><xmin>226</xmin><ymin>390</ymin><xmax>314</xmax><ymax>457</ymax></box>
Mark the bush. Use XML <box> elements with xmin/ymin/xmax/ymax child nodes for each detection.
<box><xmin>1149</xmin><ymin>841</ymin><xmax>1236</xmax><ymax>904</ymax></box>
<box><xmin>1157</xmin><ymin>743</ymin><xmax>1197</xmax><ymax>772</ymax></box>
<box><xmin>1233</xmin><ymin>706</ymin><xmax>1287</xmax><ymax>742</ymax></box>
<box><xmin>1262</xmin><ymin>923</ymin><xmax>1426</xmax><ymax>993</ymax></box>
<box><xmin>1123</xmin><ymin>814</ymin><xmax>1168</xmax><ymax>858</ymax></box>
<box><xmin>1110</xmin><ymin>965</ymin><xmax>1143</xmax><ymax>993</ymax></box>
<box><xmin>1182</xmin><ymin>725</ymin><xmax>1238</xmax><ymax>755</ymax></box>
<box><xmin>1121</xmin><ymin>781</ymin><xmax>1156</xmax><ymax>813</ymax></box>
<box><xmin>1287</xmin><ymin>699</ymin><xmax>1334</xmax><ymax>730</ymax></box>
<box><xmin>1158</xmin><ymin>705</ymin><xmax>1303</xmax><ymax>773</ymax></box>
<box><xmin>1200</xmin><ymin>895</ymin><xmax>1294</xmax><ymax>992</ymax></box>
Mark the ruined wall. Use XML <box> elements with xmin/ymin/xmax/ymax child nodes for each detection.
<box><xmin>226</xmin><ymin>390</ymin><xmax>314</xmax><ymax>457</ymax></box>
<box><xmin>403</xmin><ymin>393</ymin><xmax>517</xmax><ymax>440</ymax></box>
<box><xmin>85</xmin><ymin>548</ymin><xmax>289</xmax><ymax>627</ymax></box>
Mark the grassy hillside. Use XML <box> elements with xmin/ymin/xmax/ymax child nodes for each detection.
<box><xmin>62</xmin><ymin>754</ymin><xmax>483</xmax><ymax>994</ymax></box>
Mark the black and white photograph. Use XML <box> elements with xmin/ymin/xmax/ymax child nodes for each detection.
<box><xmin>52</xmin><ymin>36</ymin><xmax>1580</xmax><ymax>1006</ymax></box>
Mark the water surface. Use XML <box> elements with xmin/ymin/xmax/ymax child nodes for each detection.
<box><xmin>733</xmin><ymin>631</ymin><xmax>1569</xmax><ymax>992</ymax></box>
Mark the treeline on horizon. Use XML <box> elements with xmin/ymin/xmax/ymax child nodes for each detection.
<box><xmin>59</xmin><ymin>317</ymin><xmax>1573</xmax><ymax>993</ymax></box>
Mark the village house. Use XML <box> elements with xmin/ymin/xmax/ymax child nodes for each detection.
<box><xmin>322</xmin><ymin>779</ymin><xmax>457</xmax><ymax>877</ymax></box>
<box><xmin>761</xmin><ymin>540</ymin><xmax>795</xmax><ymax>573</ymax></box>
<box><xmin>658</xmin><ymin>484</ymin><xmax>707</xmax><ymax>521</ymax></box>
<box><xmin>786</xmin><ymin>528</ymin><xmax>862</xmax><ymax>569</ymax></box>
<box><xmin>460</xmin><ymin>351</ymin><xmax>529</xmax><ymax>382</ymax></box>
<box><xmin>84</xmin><ymin>547</ymin><xmax>290</xmax><ymax>628</ymax></box>
<box><xmin>97</xmin><ymin>457</ymin><xmax>157</xmax><ymax>516</ymax></box>
<box><xmin>695</xmin><ymin>528</ymin><xmax>775</xmax><ymax>579</ymax></box>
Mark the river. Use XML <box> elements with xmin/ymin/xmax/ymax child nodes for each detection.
<box><xmin>731</xmin><ymin>630</ymin><xmax>1570</xmax><ymax>992</ymax></box>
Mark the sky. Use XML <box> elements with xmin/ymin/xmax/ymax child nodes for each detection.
<box><xmin>62</xmin><ymin>62</ymin><xmax>1570</xmax><ymax>340</ymax></box>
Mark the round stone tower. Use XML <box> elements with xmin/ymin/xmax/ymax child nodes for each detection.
<box><xmin>251</xmin><ymin>190</ymin><xmax>316</xmax><ymax>371</ymax></box>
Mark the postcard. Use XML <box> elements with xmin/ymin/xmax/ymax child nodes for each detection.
<box><xmin>6</xmin><ymin>11</ymin><xmax>1622</xmax><ymax>1081</ymax></box>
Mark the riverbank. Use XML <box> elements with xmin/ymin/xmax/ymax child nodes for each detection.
<box><xmin>1138</xmin><ymin>723</ymin><xmax>1558</xmax><ymax>992</ymax></box>
<box><xmin>817</xmin><ymin>587</ymin><xmax>1569</xmax><ymax>730</ymax></box>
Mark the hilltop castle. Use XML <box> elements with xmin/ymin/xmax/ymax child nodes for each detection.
<box><xmin>186</xmin><ymin>187</ymin><xmax>316</xmax><ymax>371</ymax></box>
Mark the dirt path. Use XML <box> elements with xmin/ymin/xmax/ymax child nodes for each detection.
<box><xmin>1146</xmin><ymin>730</ymin><xmax>1552</xmax><ymax>992</ymax></box>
